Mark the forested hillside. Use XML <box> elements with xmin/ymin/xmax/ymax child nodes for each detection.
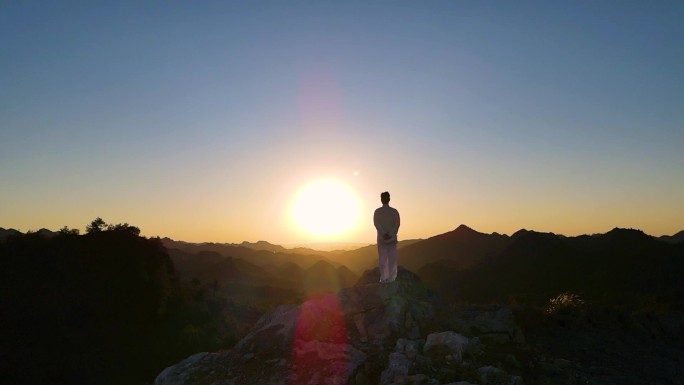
<box><xmin>1</xmin><ymin>222</ymin><xmax>257</xmax><ymax>385</ymax></box>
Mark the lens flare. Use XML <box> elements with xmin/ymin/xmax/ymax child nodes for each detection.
<box><xmin>299</xmin><ymin>69</ymin><xmax>342</xmax><ymax>134</ymax></box>
<box><xmin>291</xmin><ymin>294</ymin><xmax>348</xmax><ymax>385</ymax></box>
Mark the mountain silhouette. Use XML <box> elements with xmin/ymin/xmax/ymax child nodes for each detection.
<box><xmin>163</xmin><ymin>237</ymin><xmax>330</xmax><ymax>269</ymax></box>
<box><xmin>163</xmin><ymin>236</ymin><xmax>423</xmax><ymax>275</ymax></box>
<box><xmin>262</xmin><ymin>261</ymin><xmax>305</xmax><ymax>282</ymax></box>
<box><xmin>168</xmin><ymin>245</ymin><xmax>359</xmax><ymax>298</ymax></box>
<box><xmin>333</xmin><ymin>239</ymin><xmax>421</xmax><ymax>273</ymax></box>
<box><xmin>398</xmin><ymin>225</ymin><xmax>510</xmax><ymax>272</ymax></box>
<box><xmin>0</xmin><ymin>227</ymin><xmax>21</xmax><ymax>240</ymax></box>
<box><xmin>302</xmin><ymin>260</ymin><xmax>358</xmax><ymax>294</ymax></box>
<box><xmin>0</xmin><ymin>227</ymin><xmax>56</xmax><ymax>240</ymax></box>
<box><xmin>425</xmin><ymin>227</ymin><xmax>684</xmax><ymax>306</ymax></box>
<box><xmin>35</xmin><ymin>228</ymin><xmax>57</xmax><ymax>238</ymax></box>
<box><xmin>240</xmin><ymin>240</ymin><xmax>289</xmax><ymax>253</ymax></box>
<box><xmin>660</xmin><ymin>230</ymin><xmax>684</xmax><ymax>244</ymax></box>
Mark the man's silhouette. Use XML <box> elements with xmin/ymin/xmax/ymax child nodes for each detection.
<box><xmin>374</xmin><ymin>191</ymin><xmax>400</xmax><ymax>283</ymax></box>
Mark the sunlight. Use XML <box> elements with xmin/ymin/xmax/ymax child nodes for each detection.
<box><xmin>291</xmin><ymin>179</ymin><xmax>361</xmax><ymax>240</ymax></box>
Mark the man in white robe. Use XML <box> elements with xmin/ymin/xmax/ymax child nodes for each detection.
<box><xmin>373</xmin><ymin>191</ymin><xmax>400</xmax><ymax>283</ymax></box>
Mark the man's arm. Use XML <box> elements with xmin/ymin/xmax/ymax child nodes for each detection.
<box><xmin>375</xmin><ymin>209</ymin><xmax>392</xmax><ymax>240</ymax></box>
<box><xmin>389</xmin><ymin>209</ymin><xmax>400</xmax><ymax>237</ymax></box>
<box><xmin>373</xmin><ymin>210</ymin><xmax>384</xmax><ymax>233</ymax></box>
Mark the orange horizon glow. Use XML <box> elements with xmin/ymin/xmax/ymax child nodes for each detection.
<box><xmin>3</xmin><ymin>208</ymin><xmax>682</xmax><ymax>247</ymax></box>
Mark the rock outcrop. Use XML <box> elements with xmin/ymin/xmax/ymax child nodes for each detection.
<box><xmin>451</xmin><ymin>305</ymin><xmax>525</xmax><ymax>344</ymax></box>
<box><xmin>155</xmin><ymin>267</ymin><xmax>527</xmax><ymax>385</ymax></box>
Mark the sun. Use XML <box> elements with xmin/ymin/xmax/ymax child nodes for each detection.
<box><xmin>291</xmin><ymin>179</ymin><xmax>361</xmax><ymax>240</ymax></box>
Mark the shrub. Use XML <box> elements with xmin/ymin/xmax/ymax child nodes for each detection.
<box><xmin>546</xmin><ymin>292</ymin><xmax>585</xmax><ymax>315</ymax></box>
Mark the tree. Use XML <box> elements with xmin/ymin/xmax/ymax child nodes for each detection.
<box><xmin>86</xmin><ymin>217</ymin><xmax>107</xmax><ymax>234</ymax></box>
<box><xmin>106</xmin><ymin>223</ymin><xmax>141</xmax><ymax>236</ymax></box>
<box><xmin>58</xmin><ymin>226</ymin><xmax>80</xmax><ymax>235</ymax></box>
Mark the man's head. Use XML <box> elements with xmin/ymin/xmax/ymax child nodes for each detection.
<box><xmin>380</xmin><ymin>191</ymin><xmax>390</xmax><ymax>205</ymax></box>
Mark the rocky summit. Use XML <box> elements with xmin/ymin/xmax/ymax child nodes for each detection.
<box><xmin>155</xmin><ymin>268</ymin><xmax>535</xmax><ymax>385</ymax></box>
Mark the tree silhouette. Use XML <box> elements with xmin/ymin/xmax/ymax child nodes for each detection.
<box><xmin>106</xmin><ymin>222</ymin><xmax>141</xmax><ymax>236</ymax></box>
<box><xmin>0</xmin><ymin>220</ymin><xmax>250</xmax><ymax>385</ymax></box>
<box><xmin>86</xmin><ymin>217</ymin><xmax>107</xmax><ymax>234</ymax></box>
<box><xmin>58</xmin><ymin>226</ymin><xmax>80</xmax><ymax>235</ymax></box>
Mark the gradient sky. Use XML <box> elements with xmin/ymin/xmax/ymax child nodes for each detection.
<box><xmin>2</xmin><ymin>1</ymin><xmax>683</xmax><ymax>244</ymax></box>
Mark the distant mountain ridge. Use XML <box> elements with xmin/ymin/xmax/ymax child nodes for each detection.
<box><xmin>161</xmin><ymin>236</ymin><xmax>422</xmax><ymax>273</ymax></box>
<box><xmin>159</xmin><ymin>225</ymin><xmax>684</xmax><ymax>300</ymax></box>
<box><xmin>163</xmin><ymin>237</ymin><xmax>286</xmax><ymax>252</ymax></box>
<box><xmin>239</xmin><ymin>240</ymin><xmax>288</xmax><ymax>253</ymax></box>
<box><xmin>162</xmin><ymin>238</ymin><xmax>337</xmax><ymax>256</ymax></box>
<box><xmin>169</xmin><ymin>246</ymin><xmax>358</xmax><ymax>296</ymax></box>
<box><xmin>660</xmin><ymin>230</ymin><xmax>684</xmax><ymax>244</ymax></box>
<box><xmin>161</xmin><ymin>237</ymin><xmax>331</xmax><ymax>271</ymax></box>
<box><xmin>0</xmin><ymin>227</ymin><xmax>56</xmax><ymax>240</ymax></box>
<box><xmin>0</xmin><ymin>227</ymin><xmax>21</xmax><ymax>240</ymax></box>
<box><xmin>398</xmin><ymin>224</ymin><xmax>510</xmax><ymax>272</ymax></box>
<box><xmin>419</xmin><ymin>226</ymin><xmax>684</xmax><ymax>306</ymax></box>
<box><xmin>5</xmin><ymin>225</ymin><xmax>684</xmax><ymax>274</ymax></box>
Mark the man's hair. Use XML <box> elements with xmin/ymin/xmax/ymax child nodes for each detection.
<box><xmin>380</xmin><ymin>191</ymin><xmax>390</xmax><ymax>204</ymax></box>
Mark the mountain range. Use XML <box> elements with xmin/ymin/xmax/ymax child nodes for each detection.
<box><xmin>3</xmin><ymin>225</ymin><xmax>683</xmax><ymax>283</ymax></box>
<box><xmin>2</xmin><ymin>223</ymin><xmax>684</xmax><ymax>385</ymax></box>
<box><xmin>5</xmin><ymin>223</ymin><xmax>682</xmax><ymax>308</ymax></box>
<box><xmin>660</xmin><ymin>230</ymin><xmax>684</xmax><ymax>244</ymax></box>
<box><xmin>161</xmin><ymin>236</ymin><xmax>421</xmax><ymax>274</ymax></box>
<box><xmin>418</xmin><ymin>226</ymin><xmax>684</xmax><ymax>307</ymax></box>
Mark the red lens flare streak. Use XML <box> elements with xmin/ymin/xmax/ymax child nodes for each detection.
<box><xmin>290</xmin><ymin>293</ymin><xmax>349</xmax><ymax>385</ymax></box>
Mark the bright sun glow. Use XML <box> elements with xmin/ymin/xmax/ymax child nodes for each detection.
<box><xmin>291</xmin><ymin>179</ymin><xmax>361</xmax><ymax>239</ymax></box>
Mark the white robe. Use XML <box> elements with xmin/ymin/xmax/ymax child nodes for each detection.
<box><xmin>374</xmin><ymin>204</ymin><xmax>400</xmax><ymax>282</ymax></box>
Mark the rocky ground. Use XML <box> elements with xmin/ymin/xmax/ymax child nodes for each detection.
<box><xmin>155</xmin><ymin>268</ymin><xmax>684</xmax><ymax>385</ymax></box>
<box><xmin>518</xmin><ymin>304</ymin><xmax>684</xmax><ymax>385</ymax></box>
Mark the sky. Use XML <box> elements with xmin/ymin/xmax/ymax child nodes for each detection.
<box><xmin>1</xmin><ymin>1</ymin><xmax>683</xmax><ymax>244</ymax></box>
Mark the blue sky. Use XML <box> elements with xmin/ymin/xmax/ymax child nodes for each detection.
<box><xmin>2</xmin><ymin>1</ymin><xmax>683</xmax><ymax>243</ymax></box>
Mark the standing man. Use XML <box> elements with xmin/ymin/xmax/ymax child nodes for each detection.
<box><xmin>374</xmin><ymin>191</ymin><xmax>400</xmax><ymax>283</ymax></box>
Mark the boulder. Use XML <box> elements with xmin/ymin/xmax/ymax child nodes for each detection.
<box><xmin>477</xmin><ymin>366</ymin><xmax>524</xmax><ymax>385</ymax></box>
<box><xmin>395</xmin><ymin>338</ymin><xmax>423</xmax><ymax>360</ymax></box>
<box><xmin>380</xmin><ymin>338</ymin><xmax>428</xmax><ymax>385</ymax></box>
<box><xmin>339</xmin><ymin>267</ymin><xmax>438</xmax><ymax>350</ymax></box>
<box><xmin>291</xmin><ymin>340</ymin><xmax>368</xmax><ymax>385</ymax></box>
<box><xmin>453</xmin><ymin>305</ymin><xmax>525</xmax><ymax>344</ymax></box>
<box><xmin>423</xmin><ymin>331</ymin><xmax>471</xmax><ymax>363</ymax></box>
<box><xmin>154</xmin><ymin>352</ymin><xmax>211</xmax><ymax>385</ymax></box>
<box><xmin>381</xmin><ymin>352</ymin><xmax>413</xmax><ymax>385</ymax></box>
